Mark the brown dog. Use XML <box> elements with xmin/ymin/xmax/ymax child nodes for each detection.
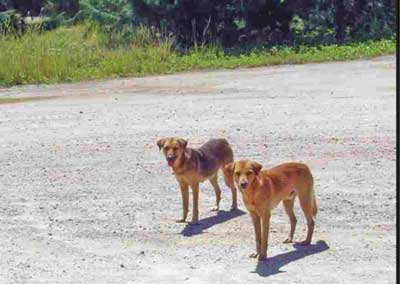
<box><xmin>225</xmin><ymin>160</ymin><xmax>317</xmax><ymax>260</ymax></box>
<box><xmin>157</xmin><ymin>137</ymin><xmax>238</xmax><ymax>224</ymax></box>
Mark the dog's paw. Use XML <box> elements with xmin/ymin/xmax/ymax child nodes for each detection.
<box><xmin>258</xmin><ymin>253</ymin><xmax>267</xmax><ymax>261</ymax></box>
<box><xmin>176</xmin><ymin>219</ymin><xmax>187</xmax><ymax>223</ymax></box>
<box><xmin>297</xmin><ymin>240</ymin><xmax>311</xmax><ymax>246</ymax></box>
<box><xmin>283</xmin><ymin>238</ymin><xmax>293</xmax><ymax>244</ymax></box>
<box><xmin>249</xmin><ymin>253</ymin><xmax>258</xmax><ymax>258</ymax></box>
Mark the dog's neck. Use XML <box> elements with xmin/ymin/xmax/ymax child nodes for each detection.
<box><xmin>171</xmin><ymin>149</ymin><xmax>190</xmax><ymax>174</ymax></box>
<box><xmin>240</xmin><ymin>176</ymin><xmax>262</xmax><ymax>197</ymax></box>
<box><xmin>240</xmin><ymin>174</ymin><xmax>264</xmax><ymax>200</ymax></box>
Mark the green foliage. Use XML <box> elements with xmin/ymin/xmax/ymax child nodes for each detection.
<box><xmin>0</xmin><ymin>0</ymin><xmax>396</xmax><ymax>47</ymax></box>
<box><xmin>351</xmin><ymin>0</ymin><xmax>396</xmax><ymax>41</ymax></box>
<box><xmin>0</xmin><ymin>0</ymin><xmax>396</xmax><ymax>87</ymax></box>
<box><xmin>80</xmin><ymin>0</ymin><xmax>135</xmax><ymax>30</ymax></box>
<box><xmin>0</xmin><ymin>9</ymin><xmax>20</xmax><ymax>34</ymax></box>
<box><xmin>0</xmin><ymin>0</ymin><xmax>13</xmax><ymax>11</ymax></box>
<box><xmin>0</xmin><ymin>24</ymin><xmax>395</xmax><ymax>86</ymax></box>
<box><xmin>289</xmin><ymin>0</ymin><xmax>337</xmax><ymax>46</ymax></box>
<box><xmin>127</xmin><ymin>0</ymin><xmax>395</xmax><ymax>47</ymax></box>
<box><xmin>0</xmin><ymin>24</ymin><xmax>173</xmax><ymax>85</ymax></box>
<box><xmin>79</xmin><ymin>0</ymin><xmax>149</xmax><ymax>46</ymax></box>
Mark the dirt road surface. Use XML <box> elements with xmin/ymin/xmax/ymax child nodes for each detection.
<box><xmin>0</xmin><ymin>56</ymin><xmax>396</xmax><ymax>284</ymax></box>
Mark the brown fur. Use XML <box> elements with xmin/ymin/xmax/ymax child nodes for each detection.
<box><xmin>157</xmin><ymin>137</ymin><xmax>238</xmax><ymax>224</ymax></box>
<box><xmin>225</xmin><ymin>160</ymin><xmax>317</xmax><ymax>260</ymax></box>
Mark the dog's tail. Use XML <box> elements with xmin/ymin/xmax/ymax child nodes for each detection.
<box><xmin>309</xmin><ymin>176</ymin><xmax>317</xmax><ymax>217</ymax></box>
<box><xmin>307</xmin><ymin>168</ymin><xmax>317</xmax><ymax>217</ymax></box>
<box><xmin>312</xmin><ymin>191</ymin><xmax>318</xmax><ymax>217</ymax></box>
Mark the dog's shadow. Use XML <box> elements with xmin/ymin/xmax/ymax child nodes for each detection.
<box><xmin>180</xmin><ymin>209</ymin><xmax>246</xmax><ymax>237</ymax></box>
<box><xmin>253</xmin><ymin>240</ymin><xmax>329</xmax><ymax>277</ymax></box>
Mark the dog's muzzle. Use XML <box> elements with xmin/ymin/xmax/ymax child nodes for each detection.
<box><xmin>166</xmin><ymin>155</ymin><xmax>177</xmax><ymax>167</ymax></box>
<box><xmin>240</xmin><ymin>181</ymin><xmax>248</xmax><ymax>189</ymax></box>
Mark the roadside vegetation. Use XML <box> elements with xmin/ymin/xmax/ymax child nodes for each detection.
<box><xmin>0</xmin><ymin>0</ymin><xmax>396</xmax><ymax>86</ymax></box>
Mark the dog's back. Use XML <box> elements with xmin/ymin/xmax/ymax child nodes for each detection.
<box><xmin>192</xmin><ymin>139</ymin><xmax>233</xmax><ymax>176</ymax></box>
<box><xmin>197</xmin><ymin>139</ymin><xmax>233</xmax><ymax>162</ymax></box>
<box><xmin>263</xmin><ymin>162</ymin><xmax>312</xmax><ymax>187</ymax></box>
<box><xmin>263</xmin><ymin>162</ymin><xmax>316</xmax><ymax>216</ymax></box>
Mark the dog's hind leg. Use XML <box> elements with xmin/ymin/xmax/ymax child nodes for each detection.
<box><xmin>229</xmin><ymin>185</ymin><xmax>238</xmax><ymax>211</ymax></box>
<box><xmin>282</xmin><ymin>198</ymin><xmax>297</xmax><ymax>243</ymax></box>
<box><xmin>222</xmin><ymin>167</ymin><xmax>238</xmax><ymax>211</ymax></box>
<box><xmin>209</xmin><ymin>175</ymin><xmax>221</xmax><ymax>211</ymax></box>
<box><xmin>298</xmin><ymin>188</ymin><xmax>315</xmax><ymax>245</ymax></box>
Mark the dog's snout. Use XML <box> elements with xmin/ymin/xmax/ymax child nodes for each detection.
<box><xmin>166</xmin><ymin>155</ymin><xmax>177</xmax><ymax>167</ymax></box>
<box><xmin>167</xmin><ymin>155</ymin><xmax>176</xmax><ymax>161</ymax></box>
<box><xmin>240</xmin><ymin>180</ymin><xmax>248</xmax><ymax>188</ymax></box>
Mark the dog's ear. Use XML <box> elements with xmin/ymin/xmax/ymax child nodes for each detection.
<box><xmin>252</xmin><ymin>161</ymin><xmax>262</xmax><ymax>174</ymax></box>
<box><xmin>224</xmin><ymin>162</ymin><xmax>235</xmax><ymax>175</ymax></box>
<box><xmin>177</xmin><ymin>138</ymin><xmax>188</xmax><ymax>149</ymax></box>
<box><xmin>156</xmin><ymin>138</ymin><xmax>166</xmax><ymax>150</ymax></box>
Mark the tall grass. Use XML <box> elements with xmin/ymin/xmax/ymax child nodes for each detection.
<box><xmin>0</xmin><ymin>24</ymin><xmax>395</xmax><ymax>86</ymax></box>
<box><xmin>0</xmin><ymin>24</ymin><xmax>174</xmax><ymax>85</ymax></box>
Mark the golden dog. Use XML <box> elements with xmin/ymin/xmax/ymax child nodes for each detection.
<box><xmin>157</xmin><ymin>137</ymin><xmax>237</xmax><ymax>224</ymax></box>
<box><xmin>225</xmin><ymin>160</ymin><xmax>317</xmax><ymax>260</ymax></box>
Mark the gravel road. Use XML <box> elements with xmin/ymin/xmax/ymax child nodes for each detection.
<box><xmin>0</xmin><ymin>56</ymin><xmax>396</xmax><ymax>284</ymax></box>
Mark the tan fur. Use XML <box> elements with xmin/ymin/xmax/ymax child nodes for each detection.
<box><xmin>225</xmin><ymin>160</ymin><xmax>317</xmax><ymax>260</ymax></box>
<box><xmin>157</xmin><ymin>137</ymin><xmax>238</xmax><ymax>224</ymax></box>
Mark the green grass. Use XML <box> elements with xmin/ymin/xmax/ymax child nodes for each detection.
<box><xmin>0</xmin><ymin>25</ymin><xmax>396</xmax><ymax>86</ymax></box>
<box><xmin>0</xmin><ymin>96</ymin><xmax>51</xmax><ymax>104</ymax></box>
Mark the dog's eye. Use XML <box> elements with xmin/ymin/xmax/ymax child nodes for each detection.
<box><xmin>173</xmin><ymin>147</ymin><xmax>178</xmax><ymax>151</ymax></box>
<box><xmin>234</xmin><ymin>172</ymin><xmax>240</xmax><ymax>176</ymax></box>
<box><xmin>164</xmin><ymin>146</ymin><xmax>170</xmax><ymax>150</ymax></box>
<box><xmin>246</xmin><ymin>171</ymin><xmax>253</xmax><ymax>175</ymax></box>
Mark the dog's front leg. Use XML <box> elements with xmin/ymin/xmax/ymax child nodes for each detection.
<box><xmin>230</xmin><ymin>186</ymin><xmax>238</xmax><ymax>211</ymax></box>
<box><xmin>190</xmin><ymin>183</ymin><xmax>200</xmax><ymax>224</ymax></box>
<box><xmin>258</xmin><ymin>211</ymin><xmax>271</xmax><ymax>261</ymax></box>
<box><xmin>177</xmin><ymin>181</ymin><xmax>189</xmax><ymax>223</ymax></box>
<box><xmin>249</xmin><ymin>211</ymin><xmax>261</xmax><ymax>258</ymax></box>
